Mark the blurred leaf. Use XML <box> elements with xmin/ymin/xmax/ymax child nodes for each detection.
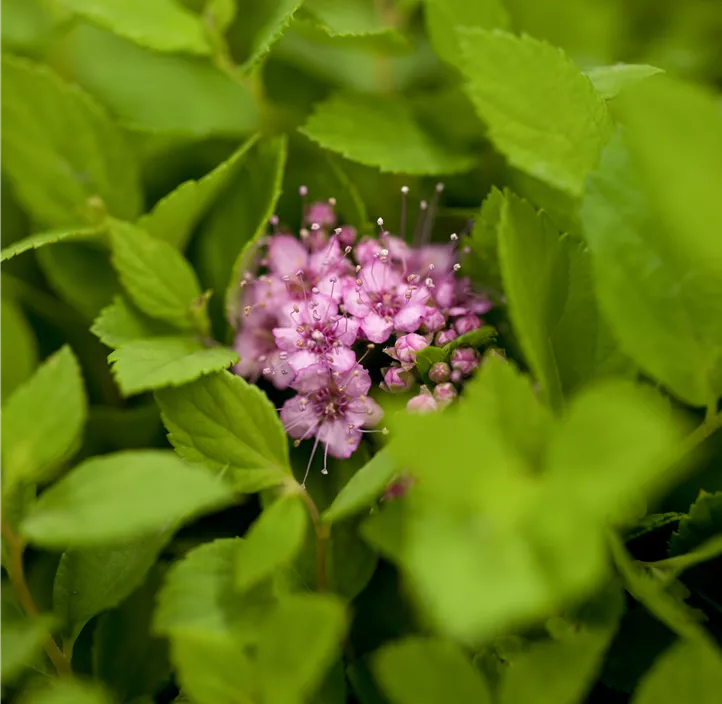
<box><xmin>463</xmin><ymin>186</ymin><xmax>504</xmax><ymax>295</ymax></box>
<box><xmin>91</xmin><ymin>296</ymin><xmax>177</xmax><ymax>349</ymax></box>
<box><xmin>108</xmin><ymin>337</ymin><xmax>238</xmax><ymax>396</ymax></box>
<box><xmin>372</xmin><ymin>636</ymin><xmax>492</xmax><ymax>704</ymax></box>
<box><xmin>156</xmin><ymin>369</ymin><xmax>291</xmax><ymax>476</ymax></box>
<box><xmin>205</xmin><ymin>0</ymin><xmax>236</xmax><ymax>35</ymax></box>
<box><xmin>1</xmin><ymin>54</ymin><xmax>142</xmax><ymax>226</ymax></box>
<box><xmin>1</xmin><ymin>297</ymin><xmax>38</xmax><ymax>403</ymax></box>
<box><xmin>585</xmin><ymin>64</ymin><xmax>663</xmax><ymax>99</ymax></box>
<box><xmin>294</xmin><ymin>16</ymin><xmax>409</xmax><ymax>55</ymax></box>
<box><xmin>137</xmin><ymin>135</ymin><xmax>258</xmax><ymax>249</ymax></box>
<box><xmin>582</xmin><ymin>131</ymin><xmax>722</xmax><ymax>407</ymax></box>
<box><xmin>0</xmin><ymin>226</ymin><xmax>102</xmax><ymax>262</ymax></box>
<box><xmin>669</xmin><ymin>491</ymin><xmax>722</xmax><ymax>557</ymax></box>
<box><xmin>257</xmin><ymin>593</ymin><xmax>347</xmax><ymax>704</ymax></box>
<box><xmin>17</xmin><ymin>679</ymin><xmax>113</xmax><ymax>704</ymax></box>
<box><xmin>20</xmin><ymin>450</ymin><xmax>234</xmax><ymax>548</ymax></box>
<box><xmin>1</xmin><ymin>615</ymin><xmax>54</xmax><ymax>684</ymax></box>
<box><xmin>625</xmin><ymin>513</ymin><xmax>685</xmax><ymax>542</ymax></box>
<box><xmin>1</xmin><ymin>0</ymin><xmax>56</xmax><ymax>53</ymax></box>
<box><xmin>651</xmin><ymin>536</ymin><xmax>722</xmax><ymax>584</ymax></box>
<box><xmin>67</xmin><ymin>24</ymin><xmax>259</xmax><ymax>136</ymax></box>
<box><xmin>236</xmin><ymin>494</ymin><xmax>308</xmax><ymax>591</ymax></box>
<box><xmin>2</xmin><ymin>346</ymin><xmax>87</xmax><ymax>495</ymax></box>
<box><xmin>460</xmin><ymin>29</ymin><xmax>612</xmax><ymax>196</ymax></box>
<box><xmin>57</xmin><ymin>0</ymin><xmax>211</xmax><ymax>54</ymax></box>
<box><xmin>300</xmin><ymin>92</ymin><xmax>477</xmax><ymax>175</ymax></box>
<box><xmin>631</xmin><ymin>639</ymin><xmax>722</xmax><ymax>704</ymax></box>
<box><xmin>53</xmin><ymin>531</ymin><xmax>170</xmax><ymax>650</ymax></box>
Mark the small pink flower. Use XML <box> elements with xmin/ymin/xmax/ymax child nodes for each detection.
<box><xmin>451</xmin><ymin>347</ymin><xmax>480</xmax><ymax>376</ymax></box>
<box><xmin>394</xmin><ymin>333</ymin><xmax>429</xmax><ymax>364</ymax></box>
<box><xmin>454</xmin><ymin>315</ymin><xmax>482</xmax><ymax>335</ymax></box>
<box><xmin>433</xmin><ymin>382</ymin><xmax>457</xmax><ymax>407</ymax></box>
<box><xmin>428</xmin><ymin>361</ymin><xmax>451</xmax><ymax>384</ymax></box>
<box><xmin>406</xmin><ymin>386</ymin><xmax>438</xmax><ymax>414</ymax></box>
<box><xmin>435</xmin><ymin>329</ymin><xmax>457</xmax><ymax>346</ymax></box>
<box><xmin>381</xmin><ymin>366</ymin><xmax>414</xmax><ymax>393</ymax></box>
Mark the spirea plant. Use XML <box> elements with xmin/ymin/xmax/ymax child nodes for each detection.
<box><xmin>2</xmin><ymin>1</ymin><xmax>722</xmax><ymax>703</ymax></box>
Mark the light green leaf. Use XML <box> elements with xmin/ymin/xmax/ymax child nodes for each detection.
<box><xmin>257</xmin><ymin>593</ymin><xmax>347</xmax><ymax>704</ymax></box>
<box><xmin>669</xmin><ymin>491</ymin><xmax>722</xmax><ymax>558</ymax></box>
<box><xmin>323</xmin><ymin>450</ymin><xmax>396</xmax><ymax>524</ymax></box>
<box><xmin>57</xmin><ymin>0</ymin><xmax>211</xmax><ymax>55</ymax></box>
<box><xmin>547</xmin><ymin>381</ymin><xmax>683</xmax><ymax>522</ymax></box>
<box><xmin>53</xmin><ymin>531</ymin><xmax>170</xmax><ymax>650</ymax></box>
<box><xmin>2</xmin><ymin>346</ymin><xmax>87</xmax><ymax>495</ymax></box>
<box><xmin>236</xmin><ymin>494</ymin><xmax>308</xmax><ymax>592</ymax></box>
<box><xmin>372</xmin><ymin>637</ymin><xmax>492</xmax><ymax>704</ymax></box>
<box><xmin>499</xmin><ymin>628</ymin><xmax>614</xmax><ymax>704</ymax></box>
<box><xmin>632</xmin><ymin>640</ymin><xmax>722</xmax><ymax>704</ymax></box>
<box><xmin>1</xmin><ymin>615</ymin><xmax>54</xmax><ymax>684</ymax></box>
<box><xmin>1</xmin><ymin>297</ymin><xmax>38</xmax><ymax>403</ymax></box>
<box><xmin>2</xmin><ymin>0</ymin><xmax>56</xmax><ymax>53</ymax></box>
<box><xmin>585</xmin><ymin>64</ymin><xmax>663</xmax><ymax>100</ymax></box>
<box><xmin>109</xmin><ymin>337</ymin><xmax>239</xmax><ymax>396</ymax></box>
<box><xmin>425</xmin><ymin>0</ymin><xmax>509</xmax><ymax>69</ymax></box>
<box><xmin>68</xmin><ymin>24</ymin><xmax>259</xmax><ymax>136</ymax></box>
<box><xmin>137</xmin><ymin>136</ymin><xmax>258</xmax><ymax>249</ymax></box>
<box><xmin>20</xmin><ymin>450</ymin><xmax>234</xmax><ymax>548</ymax></box>
<box><xmin>16</xmin><ymin>679</ymin><xmax>113</xmax><ymax>704</ymax></box>
<box><xmin>582</xmin><ymin>132</ymin><xmax>722</xmax><ymax>407</ymax></box>
<box><xmin>232</xmin><ymin>468</ymin><xmax>288</xmax><ymax>494</ymax></box>
<box><xmin>1</xmin><ymin>54</ymin><xmax>142</xmax><ymax>226</ymax></box>
<box><xmin>156</xmin><ymin>369</ymin><xmax>291</xmax><ymax>477</ymax></box>
<box><xmin>109</xmin><ymin>221</ymin><xmax>205</xmax><ymax>331</ymax></box>
<box><xmin>91</xmin><ymin>296</ymin><xmax>177</xmax><ymax>349</ymax></box>
<box><xmin>300</xmin><ymin>93</ymin><xmax>477</xmax><ymax>175</ymax></box>
<box><xmin>204</xmin><ymin>0</ymin><xmax>236</xmax><ymax>35</ymax></box>
<box><xmin>460</xmin><ymin>29</ymin><xmax>612</xmax><ymax>196</ymax></box>
<box><xmin>0</xmin><ymin>226</ymin><xmax>102</xmax><ymax>262</ymax></box>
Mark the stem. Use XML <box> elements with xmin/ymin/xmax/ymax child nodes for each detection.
<box><xmin>297</xmin><ymin>488</ymin><xmax>330</xmax><ymax>593</ymax></box>
<box><xmin>1</xmin><ymin>521</ymin><xmax>72</xmax><ymax>676</ymax></box>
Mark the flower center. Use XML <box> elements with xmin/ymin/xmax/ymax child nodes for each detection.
<box><xmin>370</xmin><ymin>290</ymin><xmax>400</xmax><ymax>318</ymax></box>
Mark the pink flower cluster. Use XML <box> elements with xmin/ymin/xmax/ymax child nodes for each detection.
<box><xmin>232</xmin><ymin>188</ymin><xmax>492</xmax><ymax>482</ymax></box>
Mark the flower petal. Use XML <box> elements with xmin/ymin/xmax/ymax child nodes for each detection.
<box><xmin>288</xmin><ymin>349</ymin><xmax>321</xmax><ymax>374</ymax></box>
<box><xmin>268</xmin><ymin>235</ymin><xmax>308</xmax><ymax>277</ymax></box>
<box><xmin>272</xmin><ymin>326</ymin><xmax>300</xmax><ymax>352</ymax></box>
<box><xmin>343</xmin><ymin>367</ymin><xmax>372</xmax><ymax>397</ymax></box>
<box><xmin>318</xmin><ymin>419</ymin><xmax>360</xmax><ymax>459</ymax></box>
<box><xmin>394</xmin><ymin>304</ymin><xmax>426</xmax><ymax>333</ymax></box>
<box><xmin>361</xmin><ymin>311</ymin><xmax>394</xmax><ymax>343</ymax></box>
<box><xmin>327</xmin><ymin>345</ymin><xmax>357</xmax><ymax>373</ymax></box>
<box><xmin>333</xmin><ymin>316</ymin><xmax>360</xmax><ymax>347</ymax></box>
<box><xmin>280</xmin><ymin>396</ymin><xmax>319</xmax><ymax>439</ymax></box>
<box><xmin>291</xmin><ymin>363</ymin><xmax>330</xmax><ymax>394</ymax></box>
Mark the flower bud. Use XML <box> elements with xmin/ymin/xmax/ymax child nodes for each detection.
<box><xmin>383</xmin><ymin>366</ymin><xmax>414</xmax><ymax>393</ymax></box>
<box><xmin>434</xmin><ymin>329</ymin><xmax>457</xmax><ymax>346</ymax></box>
<box><xmin>428</xmin><ymin>361</ymin><xmax>451</xmax><ymax>384</ymax></box>
<box><xmin>406</xmin><ymin>386</ymin><xmax>437</xmax><ymax>414</ymax></box>
<box><xmin>454</xmin><ymin>315</ymin><xmax>482</xmax><ymax>335</ymax></box>
<box><xmin>451</xmin><ymin>347</ymin><xmax>480</xmax><ymax>376</ymax></box>
<box><xmin>336</xmin><ymin>225</ymin><xmax>357</xmax><ymax>247</ymax></box>
<box><xmin>433</xmin><ymin>382</ymin><xmax>458</xmax><ymax>407</ymax></box>
<box><xmin>421</xmin><ymin>307</ymin><xmax>446</xmax><ymax>333</ymax></box>
<box><xmin>394</xmin><ymin>333</ymin><xmax>428</xmax><ymax>364</ymax></box>
<box><xmin>305</xmin><ymin>201</ymin><xmax>337</xmax><ymax>228</ymax></box>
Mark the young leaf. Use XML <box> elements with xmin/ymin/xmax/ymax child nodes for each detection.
<box><xmin>669</xmin><ymin>491</ymin><xmax>722</xmax><ymax>558</ymax></box>
<box><xmin>463</xmin><ymin>186</ymin><xmax>505</xmax><ymax>296</ymax></box>
<box><xmin>585</xmin><ymin>64</ymin><xmax>663</xmax><ymax>100</ymax></box>
<box><xmin>108</xmin><ymin>337</ymin><xmax>239</xmax><ymax>396</ymax></box>
<box><xmin>57</xmin><ymin>0</ymin><xmax>211</xmax><ymax>55</ymax></box>
<box><xmin>236</xmin><ymin>494</ymin><xmax>308</xmax><ymax>592</ymax></box>
<box><xmin>631</xmin><ymin>640</ymin><xmax>722</xmax><ymax>704</ymax></box>
<box><xmin>53</xmin><ymin>531</ymin><xmax>170</xmax><ymax>651</ymax></box>
<box><xmin>0</xmin><ymin>226</ymin><xmax>102</xmax><ymax>262</ymax></box>
<box><xmin>109</xmin><ymin>221</ymin><xmax>205</xmax><ymax>331</ymax></box>
<box><xmin>1</xmin><ymin>297</ymin><xmax>38</xmax><ymax>402</ymax></box>
<box><xmin>582</xmin><ymin>132</ymin><xmax>722</xmax><ymax>407</ymax></box>
<box><xmin>257</xmin><ymin>593</ymin><xmax>347</xmax><ymax>704</ymax></box>
<box><xmin>136</xmin><ymin>136</ymin><xmax>259</xmax><ymax>250</ymax></box>
<box><xmin>1</xmin><ymin>615</ymin><xmax>54</xmax><ymax>684</ymax></box>
<box><xmin>2</xmin><ymin>345</ymin><xmax>87</xmax><ymax>495</ymax></box>
<box><xmin>91</xmin><ymin>296</ymin><xmax>177</xmax><ymax>349</ymax></box>
<box><xmin>15</xmin><ymin>679</ymin><xmax>113</xmax><ymax>704</ymax></box>
<box><xmin>460</xmin><ymin>30</ymin><xmax>612</xmax><ymax>196</ymax></box>
<box><xmin>20</xmin><ymin>450</ymin><xmax>234</xmax><ymax>548</ymax></box>
<box><xmin>372</xmin><ymin>636</ymin><xmax>491</xmax><ymax>704</ymax></box>
<box><xmin>300</xmin><ymin>93</ymin><xmax>477</xmax><ymax>175</ymax></box>
<box><xmin>323</xmin><ymin>449</ymin><xmax>397</xmax><ymax>524</ymax></box>
<box><xmin>156</xmin><ymin>364</ymin><xmax>291</xmax><ymax>478</ymax></box>
<box><xmin>1</xmin><ymin>54</ymin><xmax>142</xmax><ymax>226</ymax></box>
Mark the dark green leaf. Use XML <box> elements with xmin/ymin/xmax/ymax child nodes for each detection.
<box><xmin>1</xmin><ymin>297</ymin><xmax>38</xmax><ymax>403</ymax></box>
<box><xmin>1</xmin><ymin>615</ymin><xmax>54</xmax><ymax>684</ymax></box>
<box><xmin>669</xmin><ymin>491</ymin><xmax>722</xmax><ymax>557</ymax></box>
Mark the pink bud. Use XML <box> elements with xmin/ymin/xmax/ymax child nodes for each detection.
<box><xmin>305</xmin><ymin>201</ymin><xmax>337</xmax><ymax>228</ymax></box>
<box><xmin>454</xmin><ymin>315</ymin><xmax>482</xmax><ymax>335</ymax></box>
<box><xmin>434</xmin><ymin>329</ymin><xmax>457</xmax><ymax>346</ymax></box>
<box><xmin>421</xmin><ymin>307</ymin><xmax>446</xmax><ymax>333</ymax></box>
<box><xmin>428</xmin><ymin>361</ymin><xmax>451</xmax><ymax>384</ymax></box>
<box><xmin>451</xmin><ymin>347</ymin><xmax>480</xmax><ymax>376</ymax></box>
<box><xmin>450</xmin><ymin>369</ymin><xmax>463</xmax><ymax>384</ymax></box>
<box><xmin>407</xmin><ymin>389</ymin><xmax>438</xmax><ymax>414</ymax></box>
<box><xmin>336</xmin><ymin>225</ymin><xmax>357</xmax><ymax>247</ymax></box>
<box><xmin>383</xmin><ymin>366</ymin><xmax>414</xmax><ymax>393</ymax></box>
<box><xmin>433</xmin><ymin>382</ymin><xmax>458</xmax><ymax>407</ymax></box>
<box><xmin>395</xmin><ymin>333</ymin><xmax>428</xmax><ymax>364</ymax></box>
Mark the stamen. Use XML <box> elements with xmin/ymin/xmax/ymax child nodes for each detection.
<box><xmin>400</xmin><ymin>186</ymin><xmax>409</xmax><ymax>240</ymax></box>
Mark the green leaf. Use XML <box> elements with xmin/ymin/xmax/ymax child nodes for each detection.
<box><xmin>2</xmin><ymin>0</ymin><xmax>55</xmax><ymax>53</ymax></box>
<box><xmin>631</xmin><ymin>640</ymin><xmax>722</xmax><ymax>704</ymax></box>
<box><xmin>257</xmin><ymin>593</ymin><xmax>347</xmax><ymax>704</ymax></box>
<box><xmin>650</xmin><ymin>536</ymin><xmax>722</xmax><ymax>584</ymax></box>
<box><xmin>109</xmin><ymin>221</ymin><xmax>205</xmax><ymax>331</ymax></box>
<box><xmin>1</xmin><ymin>297</ymin><xmax>38</xmax><ymax>403</ymax></box>
<box><xmin>108</xmin><ymin>337</ymin><xmax>239</xmax><ymax>396</ymax></box>
<box><xmin>323</xmin><ymin>449</ymin><xmax>396</xmax><ymax>523</ymax></box>
<box><xmin>625</xmin><ymin>513</ymin><xmax>685</xmax><ymax>542</ymax></box>
<box><xmin>372</xmin><ymin>637</ymin><xmax>492</xmax><ymax>704</ymax></box>
<box><xmin>68</xmin><ymin>24</ymin><xmax>259</xmax><ymax>136</ymax></box>
<box><xmin>582</xmin><ymin>131</ymin><xmax>722</xmax><ymax>407</ymax></box>
<box><xmin>300</xmin><ymin>93</ymin><xmax>477</xmax><ymax>175</ymax></box>
<box><xmin>53</xmin><ymin>531</ymin><xmax>170</xmax><ymax>650</ymax></box>
<box><xmin>546</xmin><ymin>381</ymin><xmax>683</xmax><ymax>522</ymax></box>
<box><xmin>0</xmin><ymin>226</ymin><xmax>102</xmax><ymax>262</ymax></box>
<box><xmin>16</xmin><ymin>679</ymin><xmax>113</xmax><ymax>704</ymax></box>
<box><xmin>460</xmin><ymin>29</ymin><xmax>612</xmax><ymax>196</ymax></box>
<box><xmin>499</xmin><ymin>628</ymin><xmax>614</xmax><ymax>704</ymax></box>
<box><xmin>156</xmin><ymin>369</ymin><xmax>291</xmax><ymax>477</ymax></box>
<box><xmin>2</xmin><ymin>346</ymin><xmax>87</xmax><ymax>495</ymax></box>
<box><xmin>236</xmin><ymin>494</ymin><xmax>308</xmax><ymax>592</ymax></box>
<box><xmin>1</xmin><ymin>615</ymin><xmax>54</xmax><ymax>684</ymax></box>
<box><xmin>20</xmin><ymin>450</ymin><xmax>234</xmax><ymax>548</ymax></box>
<box><xmin>463</xmin><ymin>186</ymin><xmax>505</xmax><ymax>295</ymax></box>
<box><xmin>415</xmin><ymin>327</ymin><xmax>498</xmax><ymax>381</ymax></box>
<box><xmin>91</xmin><ymin>296</ymin><xmax>177</xmax><ymax>349</ymax></box>
<box><xmin>669</xmin><ymin>491</ymin><xmax>722</xmax><ymax>557</ymax></box>
<box><xmin>585</xmin><ymin>64</ymin><xmax>663</xmax><ymax>100</ymax></box>
<box><xmin>1</xmin><ymin>54</ymin><xmax>142</xmax><ymax>226</ymax></box>
<box><xmin>425</xmin><ymin>0</ymin><xmax>509</xmax><ymax>69</ymax></box>
<box><xmin>137</xmin><ymin>136</ymin><xmax>258</xmax><ymax>250</ymax></box>
<box><xmin>57</xmin><ymin>0</ymin><xmax>211</xmax><ymax>55</ymax></box>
